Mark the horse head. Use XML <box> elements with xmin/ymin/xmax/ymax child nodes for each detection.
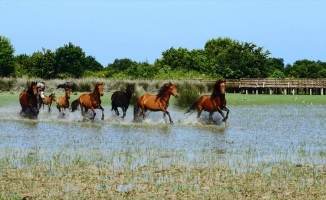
<box><xmin>95</xmin><ymin>82</ymin><xmax>104</xmax><ymax>96</ymax></box>
<box><xmin>212</xmin><ymin>80</ymin><xmax>226</xmax><ymax>97</ymax></box>
<box><xmin>126</xmin><ymin>85</ymin><xmax>135</xmax><ymax>97</ymax></box>
<box><xmin>169</xmin><ymin>83</ymin><xmax>179</xmax><ymax>98</ymax></box>
<box><xmin>50</xmin><ymin>93</ymin><xmax>56</xmax><ymax>101</ymax></box>
<box><xmin>28</xmin><ymin>81</ymin><xmax>39</xmax><ymax>96</ymax></box>
<box><xmin>160</xmin><ymin>82</ymin><xmax>179</xmax><ymax>98</ymax></box>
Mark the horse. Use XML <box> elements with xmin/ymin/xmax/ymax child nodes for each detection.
<box><xmin>111</xmin><ymin>84</ymin><xmax>135</xmax><ymax>118</ymax></box>
<box><xmin>57</xmin><ymin>82</ymin><xmax>77</xmax><ymax>91</ymax></box>
<box><xmin>19</xmin><ymin>81</ymin><xmax>40</xmax><ymax>117</ymax></box>
<box><xmin>42</xmin><ymin>93</ymin><xmax>56</xmax><ymax>112</ymax></box>
<box><xmin>36</xmin><ymin>82</ymin><xmax>45</xmax><ymax>109</ymax></box>
<box><xmin>78</xmin><ymin>82</ymin><xmax>104</xmax><ymax>120</ymax></box>
<box><xmin>134</xmin><ymin>82</ymin><xmax>179</xmax><ymax>124</ymax></box>
<box><xmin>56</xmin><ymin>88</ymin><xmax>71</xmax><ymax>115</ymax></box>
<box><xmin>70</xmin><ymin>99</ymin><xmax>79</xmax><ymax>112</ymax></box>
<box><xmin>185</xmin><ymin>80</ymin><xmax>229</xmax><ymax>123</ymax></box>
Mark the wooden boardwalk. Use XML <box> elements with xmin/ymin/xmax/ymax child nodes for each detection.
<box><xmin>238</xmin><ymin>78</ymin><xmax>326</xmax><ymax>88</ymax></box>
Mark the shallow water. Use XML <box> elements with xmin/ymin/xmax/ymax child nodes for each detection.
<box><xmin>1</xmin><ymin>103</ymin><xmax>326</xmax><ymax>172</ymax></box>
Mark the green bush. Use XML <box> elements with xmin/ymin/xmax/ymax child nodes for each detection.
<box><xmin>78</xmin><ymin>82</ymin><xmax>91</xmax><ymax>92</ymax></box>
<box><xmin>175</xmin><ymin>82</ymin><xmax>201</xmax><ymax>109</ymax></box>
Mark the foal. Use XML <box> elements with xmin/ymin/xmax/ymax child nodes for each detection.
<box><xmin>42</xmin><ymin>93</ymin><xmax>56</xmax><ymax>112</ymax></box>
<box><xmin>56</xmin><ymin>88</ymin><xmax>71</xmax><ymax>116</ymax></box>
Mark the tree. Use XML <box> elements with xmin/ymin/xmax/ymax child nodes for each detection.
<box><xmin>265</xmin><ymin>58</ymin><xmax>284</xmax><ymax>77</ymax></box>
<box><xmin>0</xmin><ymin>36</ymin><xmax>15</xmax><ymax>77</ymax></box>
<box><xmin>84</xmin><ymin>56</ymin><xmax>103</xmax><ymax>72</ymax></box>
<box><xmin>54</xmin><ymin>42</ymin><xmax>86</xmax><ymax>78</ymax></box>
<box><xmin>204</xmin><ymin>37</ymin><xmax>270</xmax><ymax>79</ymax></box>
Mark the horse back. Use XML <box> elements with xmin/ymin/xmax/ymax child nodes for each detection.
<box><xmin>138</xmin><ymin>94</ymin><xmax>167</xmax><ymax>111</ymax></box>
<box><xmin>198</xmin><ymin>95</ymin><xmax>220</xmax><ymax>111</ymax></box>
<box><xmin>78</xmin><ymin>93</ymin><xmax>99</xmax><ymax>108</ymax></box>
<box><xmin>111</xmin><ymin>91</ymin><xmax>129</xmax><ymax>105</ymax></box>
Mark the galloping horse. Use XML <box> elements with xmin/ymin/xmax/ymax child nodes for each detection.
<box><xmin>56</xmin><ymin>88</ymin><xmax>71</xmax><ymax>115</ymax></box>
<box><xmin>78</xmin><ymin>82</ymin><xmax>104</xmax><ymax>120</ymax></box>
<box><xmin>111</xmin><ymin>84</ymin><xmax>135</xmax><ymax>118</ymax></box>
<box><xmin>42</xmin><ymin>93</ymin><xmax>56</xmax><ymax>112</ymax></box>
<box><xmin>134</xmin><ymin>82</ymin><xmax>179</xmax><ymax>124</ymax></box>
<box><xmin>185</xmin><ymin>80</ymin><xmax>229</xmax><ymax>123</ymax></box>
<box><xmin>19</xmin><ymin>81</ymin><xmax>40</xmax><ymax>117</ymax></box>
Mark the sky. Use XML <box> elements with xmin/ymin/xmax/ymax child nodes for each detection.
<box><xmin>1</xmin><ymin>1</ymin><xmax>325</xmax><ymax>67</ymax></box>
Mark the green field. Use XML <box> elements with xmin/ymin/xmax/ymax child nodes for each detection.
<box><xmin>4</xmin><ymin>91</ymin><xmax>326</xmax><ymax>107</ymax></box>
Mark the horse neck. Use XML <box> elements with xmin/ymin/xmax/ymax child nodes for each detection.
<box><xmin>212</xmin><ymin>90</ymin><xmax>225</xmax><ymax>99</ymax></box>
<box><xmin>64</xmin><ymin>91</ymin><xmax>69</xmax><ymax>100</ymax></box>
<box><xmin>91</xmin><ymin>88</ymin><xmax>100</xmax><ymax>100</ymax></box>
<box><xmin>27</xmin><ymin>86</ymin><xmax>34</xmax><ymax>95</ymax></box>
<box><xmin>158</xmin><ymin>92</ymin><xmax>171</xmax><ymax>103</ymax></box>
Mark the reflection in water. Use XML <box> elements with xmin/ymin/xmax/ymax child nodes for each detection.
<box><xmin>1</xmin><ymin>104</ymin><xmax>326</xmax><ymax>172</ymax></box>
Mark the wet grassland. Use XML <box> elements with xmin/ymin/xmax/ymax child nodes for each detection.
<box><xmin>1</xmin><ymin>92</ymin><xmax>326</xmax><ymax>199</ymax></box>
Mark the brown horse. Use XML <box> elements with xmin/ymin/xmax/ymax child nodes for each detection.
<box><xmin>134</xmin><ymin>82</ymin><xmax>179</xmax><ymax>124</ymax></box>
<box><xmin>42</xmin><ymin>93</ymin><xmax>56</xmax><ymax>112</ymax></box>
<box><xmin>56</xmin><ymin>88</ymin><xmax>71</xmax><ymax>115</ymax></box>
<box><xmin>78</xmin><ymin>82</ymin><xmax>104</xmax><ymax>120</ymax></box>
<box><xmin>185</xmin><ymin>80</ymin><xmax>229</xmax><ymax>123</ymax></box>
<box><xmin>19</xmin><ymin>81</ymin><xmax>40</xmax><ymax>117</ymax></box>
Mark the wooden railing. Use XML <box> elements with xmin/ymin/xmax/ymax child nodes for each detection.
<box><xmin>238</xmin><ymin>78</ymin><xmax>326</xmax><ymax>88</ymax></box>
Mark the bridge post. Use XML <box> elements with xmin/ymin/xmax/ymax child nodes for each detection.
<box><xmin>321</xmin><ymin>88</ymin><xmax>324</xmax><ymax>95</ymax></box>
<box><xmin>310</xmin><ymin>89</ymin><xmax>312</xmax><ymax>95</ymax></box>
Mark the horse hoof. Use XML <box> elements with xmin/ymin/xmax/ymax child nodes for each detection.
<box><xmin>101</xmin><ymin>117</ymin><xmax>104</xmax><ymax>120</ymax></box>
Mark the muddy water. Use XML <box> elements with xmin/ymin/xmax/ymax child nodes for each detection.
<box><xmin>0</xmin><ymin>103</ymin><xmax>326</xmax><ymax>171</ymax></box>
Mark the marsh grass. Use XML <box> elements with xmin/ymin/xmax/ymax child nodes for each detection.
<box><xmin>1</xmin><ymin>152</ymin><xmax>326</xmax><ymax>199</ymax></box>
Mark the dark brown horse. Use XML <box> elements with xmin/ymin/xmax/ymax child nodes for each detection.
<box><xmin>42</xmin><ymin>93</ymin><xmax>56</xmax><ymax>112</ymax></box>
<box><xmin>78</xmin><ymin>82</ymin><xmax>104</xmax><ymax>120</ymax></box>
<box><xmin>185</xmin><ymin>80</ymin><xmax>229</xmax><ymax>123</ymax></box>
<box><xmin>134</xmin><ymin>82</ymin><xmax>179</xmax><ymax>124</ymax></box>
<box><xmin>19</xmin><ymin>81</ymin><xmax>40</xmax><ymax>117</ymax></box>
<box><xmin>56</xmin><ymin>88</ymin><xmax>71</xmax><ymax>115</ymax></box>
<box><xmin>111</xmin><ymin>84</ymin><xmax>135</xmax><ymax>118</ymax></box>
<box><xmin>57</xmin><ymin>82</ymin><xmax>77</xmax><ymax>91</ymax></box>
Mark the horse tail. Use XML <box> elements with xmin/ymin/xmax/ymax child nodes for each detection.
<box><xmin>184</xmin><ymin>101</ymin><xmax>198</xmax><ymax>114</ymax></box>
<box><xmin>133</xmin><ymin>98</ymin><xmax>140</xmax><ymax>121</ymax></box>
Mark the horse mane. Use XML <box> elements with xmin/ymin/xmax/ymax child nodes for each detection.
<box><xmin>93</xmin><ymin>82</ymin><xmax>102</xmax><ymax>93</ymax></box>
<box><xmin>211</xmin><ymin>80</ymin><xmax>226</xmax><ymax>98</ymax></box>
<box><xmin>157</xmin><ymin>82</ymin><xmax>173</xmax><ymax>98</ymax></box>
<box><xmin>27</xmin><ymin>81</ymin><xmax>37</xmax><ymax>95</ymax></box>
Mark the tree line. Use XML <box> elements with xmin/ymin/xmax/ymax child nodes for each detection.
<box><xmin>1</xmin><ymin>35</ymin><xmax>325</xmax><ymax>79</ymax></box>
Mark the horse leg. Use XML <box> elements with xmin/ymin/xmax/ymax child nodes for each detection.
<box><xmin>165</xmin><ymin>111</ymin><xmax>173</xmax><ymax>124</ymax></box>
<box><xmin>99</xmin><ymin>105</ymin><xmax>104</xmax><ymax>120</ymax></box>
<box><xmin>209</xmin><ymin>112</ymin><xmax>214</xmax><ymax>120</ymax></box>
<box><xmin>197</xmin><ymin>109</ymin><xmax>203</xmax><ymax>119</ymax></box>
<box><xmin>222</xmin><ymin>107</ymin><xmax>229</xmax><ymax>122</ymax></box>
<box><xmin>80</xmin><ymin>104</ymin><xmax>85</xmax><ymax>117</ymax></box>
<box><xmin>90</xmin><ymin>107</ymin><xmax>96</xmax><ymax>120</ymax></box>
<box><xmin>122</xmin><ymin>107</ymin><xmax>126</xmax><ymax>119</ymax></box>
<box><xmin>216</xmin><ymin>108</ymin><xmax>226</xmax><ymax>122</ymax></box>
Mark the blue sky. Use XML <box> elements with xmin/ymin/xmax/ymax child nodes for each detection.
<box><xmin>1</xmin><ymin>1</ymin><xmax>325</xmax><ymax>67</ymax></box>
